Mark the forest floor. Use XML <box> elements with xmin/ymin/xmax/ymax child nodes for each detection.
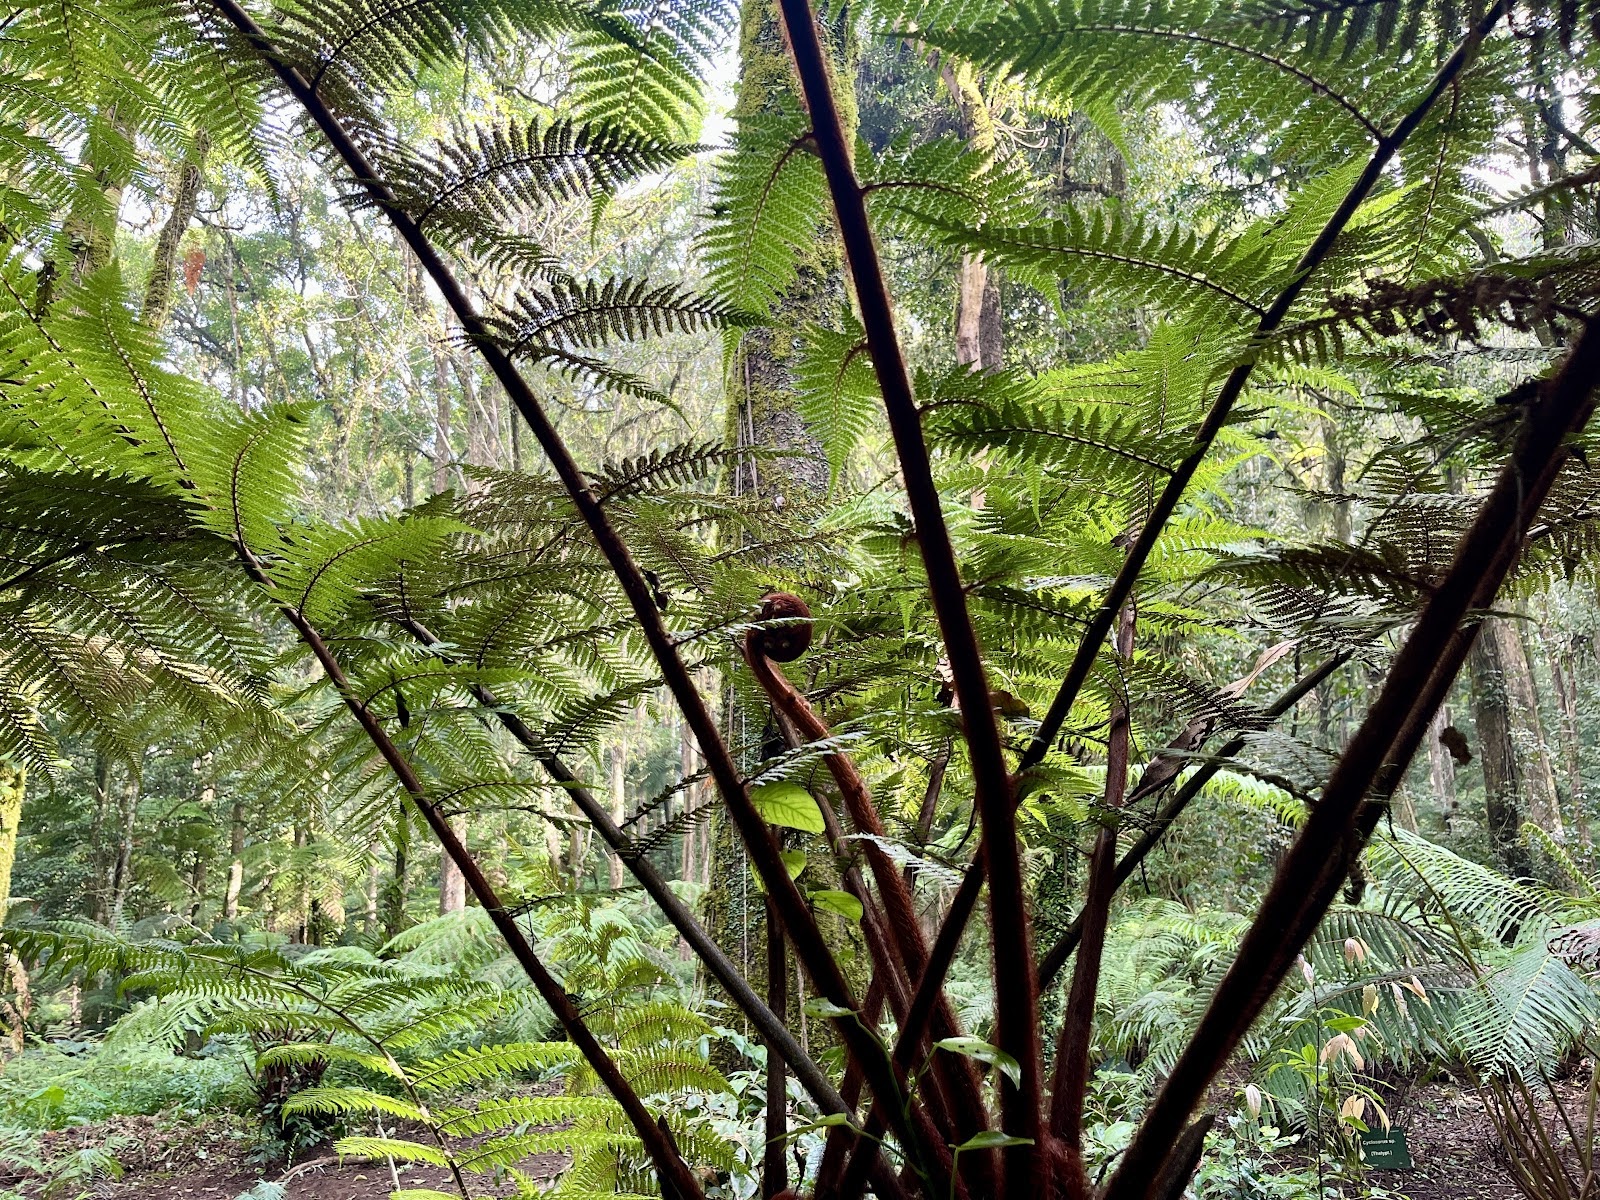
<box><xmin>1387</xmin><ymin>1082</ymin><xmax>1522</xmax><ymax>1200</ymax></box>
<box><xmin>4</xmin><ymin>1082</ymin><xmax>1529</xmax><ymax>1198</ymax></box>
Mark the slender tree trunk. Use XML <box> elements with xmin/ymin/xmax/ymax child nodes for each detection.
<box><xmin>140</xmin><ymin>132</ymin><xmax>209</xmax><ymax>330</ymax></box>
<box><xmin>0</xmin><ymin>763</ymin><xmax>24</xmax><ymax>925</ymax></box>
<box><xmin>1471</xmin><ymin>618</ymin><xmax>1564</xmax><ymax>875</ymax></box>
<box><xmin>62</xmin><ymin>109</ymin><xmax>134</xmax><ymax>285</ymax></box>
<box><xmin>438</xmin><ymin>818</ymin><xmax>468</xmax><ymax>914</ymax></box>
<box><xmin>1540</xmin><ymin>622</ymin><xmax>1591</xmax><ymax>851</ymax></box>
<box><xmin>608</xmin><ymin>740</ymin><xmax>627</xmax><ymax>891</ymax></box>
<box><xmin>108</xmin><ymin>763</ymin><xmax>141</xmax><ymax>930</ymax></box>
<box><xmin>1426</xmin><ymin>703</ymin><xmax>1459</xmax><ymax>824</ymax></box>
<box><xmin>0</xmin><ymin>764</ymin><xmax>27</xmax><ymax>1056</ymax></box>
<box><xmin>89</xmin><ymin>754</ymin><xmax>112</xmax><ymax>923</ymax></box>
<box><xmin>945</xmin><ymin>61</ymin><xmax>1001</xmax><ymax>376</ymax></box>
<box><xmin>224</xmin><ymin>798</ymin><xmax>245</xmax><ymax>920</ymax></box>
<box><xmin>383</xmin><ymin>802</ymin><xmax>411</xmax><ymax>939</ymax></box>
<box><xmin>431</xmin><ymin>332</ymin><xmax>454</xmax><ymax>494</ymax></box>
<box><xmin>1510</xmin><ymin>620</ymin><xmax>1566</xmax><ymax>843</ymax></box>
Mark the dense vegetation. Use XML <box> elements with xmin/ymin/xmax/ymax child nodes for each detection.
<box><xmin>4</xmin><ymin>0</ymin><xmax>1600</xmax><ymax>1196</ymax></box>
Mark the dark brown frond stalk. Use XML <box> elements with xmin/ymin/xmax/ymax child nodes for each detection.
<box><xmin>899</xmin><ymin>0</ymin><xmax>1513</xmax><ymax>1095</ymax></box>
<box><xmin>1048</xmin><ymin>603</ymin><xmax>1135</xmax><ymax>1187</ymax></box>
<box><xmin>237</xmin><ymin>553</ymin><xmax>707</xmax><ymax>1200</ymax></box>
<box><xmin>387</xmin><ymin>614</ymin><xmax>896</xmax><ymax>1182</ymax></box>
<box><xmin>1035</xmin><ymin>653</ymin><xmax>1349</xmax><ymax>989</ymax></box>
<box><xmin>747</xmin><ymin>625</ymin><xmax>996</xmax><ymax>1195</ymax></box>
<box><xmin>774</xmin><ymin>0</ymin><xmax>1046</xmax><ymax>1183</ymax></box>
<box><xmin>203</xmin><ymin>0</ymin><xmax>934</xmax><ymax>1181</ymax></box>
<box><xmin>1106</xmin><ymin>314</ymin><xmax>1600</xmax><ymax>1199</ymax></box>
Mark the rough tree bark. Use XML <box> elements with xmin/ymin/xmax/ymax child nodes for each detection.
<box><xmin>107</xmin><ymin>761</ymin><xmax>141</xmax><ymax>930</ymax></box>
<box><xmin>1539</xmin><ymin>620</ymin><xmax>1592</xmax><ymax>849</ymax></box>
<box><xmin>1470</xmin><ymin>616</ymin><xmax>1564</xmax><ymax>875</ymax></box>
<box><xmin>140</xmin><ymin>133</ymin><xmax>210</xmax><ymax>331</ymax></box>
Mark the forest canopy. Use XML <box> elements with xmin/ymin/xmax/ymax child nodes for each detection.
<box><xmin>4</xmin><ymin>0</ymin><xmax>1600</xmax><ymax>1197</ymax></box>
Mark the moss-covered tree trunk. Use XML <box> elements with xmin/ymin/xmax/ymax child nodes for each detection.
<box><xmin>140</xmin><ymin>133</ymin><xmax>209</xmax><ymax>331</ymax></box>
<box><xmin>705</xmin><ymin>0</ymin><xmax>860</xmax><ymax>1051</ymax></box>
<box><xmin>1471</xmin><ymin>617</ymin><xmax>1565</xmax><ymax>875</ymax></box>
<box><xmin>0</xmin><ymin>763</ymin><xmax>24</xmax><ymax>926</ymax></box>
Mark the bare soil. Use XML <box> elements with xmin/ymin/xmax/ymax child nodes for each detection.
<box><xmin>1393</xmin><ymin>1084</ymin><xmax>1523</xmax><ymax>1200</ymax></box>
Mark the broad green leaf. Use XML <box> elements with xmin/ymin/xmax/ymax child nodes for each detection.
<box><xmin>935</xmin><ymin>1036</ymin><xmax>1022</xmax><ymax>1088</ymax></box>
<box><xmin>804</xmin><ymin>997</ymin><xmax>855</xmax><ymax>1020</ymax></box>
<box><xmin>954</xmin><ymin>1131</ymin><xmax>1034</xmax><ymax>1152</ymax></box>
<box><xmin>751</xmin><ymin>849</ymin><xmax>808</xmax><ymax>894</ymax></box>
<box><xmin>749</xmin><ymin>781</ymin><xmax>825</xmax><ymax>833</ymax></box>
<box><xmin>810</xmin><ymin>889</ymin><xmax>864</xmax><ymax>922</ymax></box>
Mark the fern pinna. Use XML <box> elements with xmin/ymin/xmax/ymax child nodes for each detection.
<box><xmin>5</xmin><ymin>0</ymin><xmax>1600</xmax><ymax>1194</ymax></box>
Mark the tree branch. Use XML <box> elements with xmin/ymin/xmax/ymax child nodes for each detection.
<box><xmin>386</xmin><ymin>614</ymin><xmax>905</xmax><ymax>1194</ymax></box>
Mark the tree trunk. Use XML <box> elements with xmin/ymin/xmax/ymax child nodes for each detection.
<box><xmin>945</xmin><ymin>61</ymin><xmax>1002</xmax><ymax>376</ymax></box>
<box><xmin>1539</xmin><ymin>621</ymin><xmax>1591</xmax><ymax>851</ymax></box>
<box><xmin>383</xmin><ymin>802</ymin><xmax>411</xmax><ymax>939</ymax></box>
<box><xmin>1471</xmin><ymin>618</ymin><xmax>1563</xmax><ymax>875</ymax></box>
<box><xmin>763</xmin><ymin>893</ymin><xmax>789</xmax><ymax>1197</ymax></box>
<box><xmin>366</xmin><ymin>860</ymin><xmax>381</xmax><ymax>931</ymax></box>
<box><xmin>89</xmin><ymin>754</ymin><xmax>112</xmax><ymax>923</ymax></box>
<box><xmin>438</xmin><ymin>817</ymin><xmax>468</xmax><ymax>914</ymax></box>
<box><xmin>608</xmin><ymin>740</ymin><xmax>627</xmax><ymax>891</ymax></box>
<box><xmin>61</xmin><ymin>109</ymin><xmax>134</xmax><ymax>286</ymax></box>
<box><xmin>1510</xmin><ymin>620</ymin><xmax>1567</xmax><ymax>843</ymax></box>
<box><xmin>140</xmin><ymin>133</ymin><xmax>209</xmax><ymax>331</ymax></box>
<box><xmin>224</xmin><ymin>798</ymin><xmax>245</xmax><ymax>920</ymax></box>
<box><xmin>0</xmin><ymin>763</ymin><xmax>24</xmax><ymax>925</ymax></box>
<box><xmin>108</xmin><ymin>762</ymin><xmax>141</xmax><ymax>930</ymax></box>
<box><xmin>705</xmin><ymin>0</ymin><xmax>860</xmax><ymax>1034</ymax></box>
<box><xmin>431</xmin><ymin>332</ymin><xmax>455</xmax><ymax>494</ymax></box>
<box><xmin>1426</xmin><ymin>703</ymin><xmax>1459</xmax><ymax>825</ymax></box>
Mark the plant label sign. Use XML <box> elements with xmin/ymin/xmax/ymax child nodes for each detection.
<box><xmin>1359</xmin><ymin>1129</ymin><xmax>1414</xmax><ymax>1169</ymax></box>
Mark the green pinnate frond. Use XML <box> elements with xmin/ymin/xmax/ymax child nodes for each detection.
<box><xmin>282</xmin><ymin>1085</ymin><xmax>424</xmax><ymax>1121</ymax></box>
<box><xmin>409</xmin><ymin>1041</ymin><xmax>581</xmax><ymax>1092</ymax></box>
<box><xmin>860</xmin><ymin>137</ymin><xmax>1039</xmax><ymax>241</ymax></box>
<box><xmin>607</xmin><ymin>1047</ymin><xmax>725</xmax><ymax>1096</ymax></box>
<box><xmin>332</xmin><ymin>1134</ymin><xmax>450</xmax><ymax>1167</ymax></box>
<box><xmin>264</xmin><ymin>0</ymin><xmax>578</xmax><ymax>96</ymax></box>
<box><xmin>952</xmin><ymin>210</ymin><xmax>1277</xmax><ymax>331</ymax></box>
<box><xmin>796</xmin><ymin>320</ymin><xmax>878</xmax><ymax>489</ymax></box>
<box><xmin>700</xmin><ymin>112</ymin><xmax>828</xmax><ymax>315</ymax></box>
<box><xmin>593</xmin><ymin>441</ymin><xmax>746</xmax><ymax>504</ymax></box>
<box><xmin>458</xmin><ymin>1128</ymin><xmax>640</xmax><ymax>1171</ymax></box>
<box><xmin>566</xmin><ymin>0</ymin><xmax>737</xmax><ymax>139</ymax></box>
<box><xmin>488</xmin><ymin>277</ymin><xmax>752</xmax><ymax>357</ymax></box>
<box><xmin>364</xmin><ymin>118</ymin><xmax>693</xmax><ymax>263</ymax></box>
<box><xmin>263</xmin><ymin>514</ymin><xmax>470</xmax><ymax>625</ymax></box>
<box><xmin>913</xmin><ymin>0</ymin><xmax>1446</xmax><ymax>163</ymax></box>
<box><xmin>436</xmin><ymin>1095</ymin><xmax>623</xmax><ymax>1136</ymax></box>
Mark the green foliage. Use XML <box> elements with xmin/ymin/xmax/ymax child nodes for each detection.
<box><xmin>6</xmin><ymin>0</ymin><xmax>1600</xmax><ymax>1192</ymax></box>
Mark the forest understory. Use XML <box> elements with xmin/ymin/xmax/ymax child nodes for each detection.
<box><xmin>7</xmin><ymin>0</ymin><xmax>1600</xmax><ymax>1196</ymax></box>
